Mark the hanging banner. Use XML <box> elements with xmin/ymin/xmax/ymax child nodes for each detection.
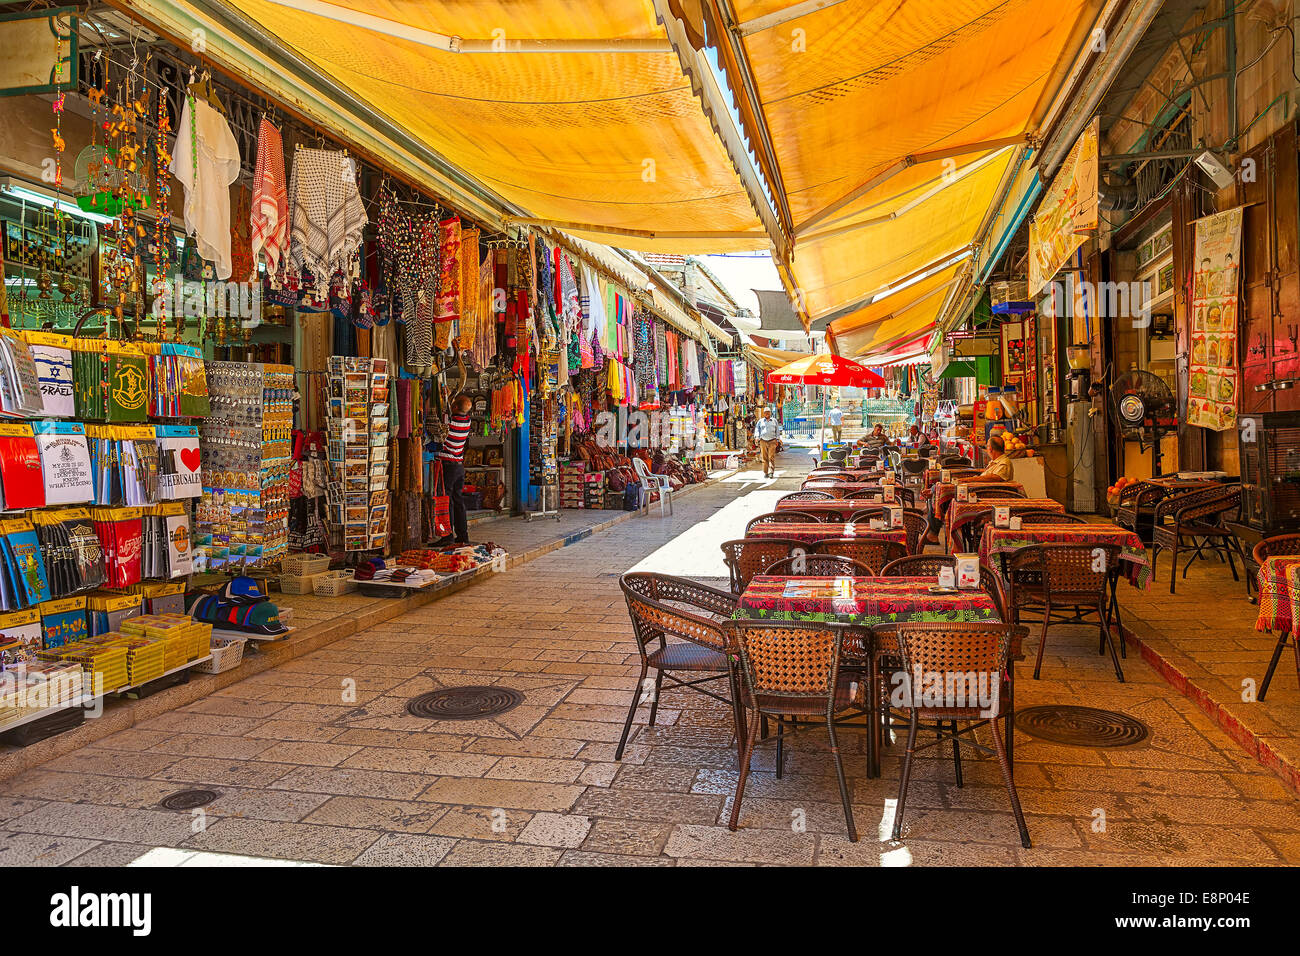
<box><xmin>1187</xmin><ymin>206</ymin><xmax>1243</xmax><ymax>431</ymax></box>
<box><xmin>1029</xmin><ymin>117</ymin><xmax>1100</xmax><ymax>296</ymax></box>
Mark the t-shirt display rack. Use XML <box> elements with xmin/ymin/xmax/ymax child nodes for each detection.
<box><xmin>0</xmin><ymin>329</ymin><xmax>215</xmax><ymax>738</ymax></box>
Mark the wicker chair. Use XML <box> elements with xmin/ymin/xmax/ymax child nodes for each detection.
<box><xmin>778</xmin><ymin>491</ymin><xmax>837</xmax><ymax>504</ymax></box>
<box><xmin>724</xmin><ymin>620</ymin><xmax>858</xmax><ymax>841</ymax></box>
<box><xmin>881</xmin><ymin>554</ymin><xmax>956</xmax><ymax>577</ymax></box>
<box><xmin>900</xmin><ymin>458</ymin><xmax>930</xmax><ymax>480</ymax></box>
<box><xmin>846</xmin><ymin>507</ymin><xmax>927</xmax><ymax>555</ymax></box>
<box><xmin>1150</xmin><ymin>485</ymin><xmax>1242</xmax><ymax>594</ymax></box>
<box><xmin>955</xmin><ymin>506</ymin><xmax>996</xmax><ymax>552</ymax></box>
<box><xmin>618</xmin><ymin>573</ymin><xmax>740</xmax><ymax>761</ymax></box>
<box><xmin>1007</xmin><ymin>543</ymin><xmax>1125</xmax><ymax>681</ymax></box>
<box><xmin>1114</xmin><ymin>481</ymin><xmax>1164</xmax><ymax>538</ymax></box>
<box><xmin>815</xmin><ymin>537</ymin><xmax>908</xmax><ymax>575</ymax></box>
<box><xmin>720</xmin><ymin>538</ymin><xmax>808</xmax><ymax>593</ymax></box>
<box><xmin>744</xmin><ymin>511</ymin><xmax>822</xmax><ymax>535</ymax></box>
<box><xmin>1253</xmin><ymin>534</ymin><xmax>1300</xmax><ymax>699</ymax></box>
<box><xmin>968</xmin><ymin>485</ymin><xmax>1026</xmax><ymax>501</ymax></box>
<box><xmin>764</xmin><ymin>554</ymin><xmax>873</xmax><ymax>577</ymax></box>
<box><xmin>941</xmin><ymin>456</ymin><xmax>974</xmax><ymax>468</ymax></box>
<box><xmin>1015</xmin><ymin>511</ymin><xmax>1087</xmax><ymax>525</ymax></box>
<box><xmin>890</xmin><ymin>622</ymin><xmax>1030</xmax><ymax>848</ymax></box>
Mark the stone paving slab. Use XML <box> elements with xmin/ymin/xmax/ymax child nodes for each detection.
<box><xmin>0</xmin><ymin>448</ymin><xmax>1295</xmax><ymax>866</ymax></box>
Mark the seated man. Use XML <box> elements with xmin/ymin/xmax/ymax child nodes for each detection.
<box><xmin>918</xmin><ymin>433</ymin><xmax>1015</xmax><ymax>547</ymax></box>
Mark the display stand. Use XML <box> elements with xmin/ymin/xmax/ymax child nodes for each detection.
<box><xmin>324</xmin><ymin>357</ymin><xmax>390</xmax><ymax>552</ymax></box>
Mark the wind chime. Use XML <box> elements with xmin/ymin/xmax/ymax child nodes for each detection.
<box><xmin>153</xmin><ymin>74</ymin><xmax>174</xmax><ymax>342</ymax></box>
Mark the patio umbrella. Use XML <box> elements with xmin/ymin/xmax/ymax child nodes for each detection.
<box><xmin>766</xmin><ymin>355</ymin><xmax>886</xmax><ymax>458</ymax></box>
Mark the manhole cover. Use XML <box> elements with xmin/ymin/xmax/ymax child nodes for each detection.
<box><xmin>159</xmin><ymin>789</ymin><xmax>219</xmax><ymax>810</ymax></box>
<box><xmin>406</xmin><ymin>686</ymin><xmax>525</xmax><ymax>720</ymax></box>
<box><xmin>1014</xmin><ymin>705</ymin><xmax>1149</xmax><ymax>748</ymax></box>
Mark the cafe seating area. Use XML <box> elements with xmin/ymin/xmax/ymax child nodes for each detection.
<box><xmin>612</xmin><ymin>443</ymin><xmax>1300</xmax><ymax>848</ymax></box>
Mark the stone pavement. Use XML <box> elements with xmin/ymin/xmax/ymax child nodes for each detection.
<box><xmin>0</xmin><ymin>448</ymin><xmax>1296</xmax><ymax>866</ymax></box>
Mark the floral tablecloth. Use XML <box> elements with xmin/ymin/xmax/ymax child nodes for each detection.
<box><xmin>978</xmin><ymin>523</ymin><xmax>1152</xmax><ymax>588</ymax></box>
<box><xmin>946</xmin><ymin>497</ymin><xmax>1064</xmax><ymax>552</ymax></box>
<box><xmin>809</xmin><ymin>468</ymin><xmax>882</xmax><ymax>481</ymax></box>
<box><xmin>734</xmin><ymin>575</ymin><xmax>1000</xmax><ymax>631</ymax></box>
<box><xmin>1255</xmin><ymin>556</ymin><xmax>1300</xmax><ymax>633</ymax></box>
<box><xmin>747</xmin><ymin>523</ymin><xmax>907</xmax><ymax>546</ymax></box>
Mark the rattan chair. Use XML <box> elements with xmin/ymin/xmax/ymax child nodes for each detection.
<box><xmin>816</xmin><ymin>537</ymin><xmax>908</xmax><ymax>575</ymax></box>
<box><xmin>725</xmin><ymin>620</ymin><xmax>858</xmax><ymax>841</ymax></box>
<box><xmin>618</xmin><ymin>573</ymin><xmax>740</xmax><ymax>761</ymax></box>
<box><xmin>1015</xmin><ymin>510</ymin><xmax>1087</xmax><ymax>525</ymax></box>
<box><xmin>846</xmin><ymin>507</ymin><xmax>928</xmax><ymax>555</ymax></box>
<box><xmin>877</xmin><ymin>556</ymin><xmax>1008</xmax><ymax>619</ymax></box>
<box><xmin>1007</xmin><ymin>543</ymin><xmax>1125</xmax><ymax>681</ymax></box>
<box><xmin>745</xmin><ymin>511</ymin><xmax>822</xmax><ymax>535</ymax></box>
<box><xmin>764</xmin><ymin>554</ymin><xmax>874</xmax><ymax>577</ymax></box>
<box><xmin>720</xmin><ymin>537</ymin><xmax>808</xmax><ymax>593</ymax></box>
<box><xmin>1253</xmin><ymin>534</ymin><xmax>1300</xmax><ymax>699</ymax></box>
<box><xmin>941</xmin><ymin>456</ymin><xmax>973</xmax><ymax>468</ymax></box>
<box><xmin>778</xmin><ymin>491</ymin><xmax>837</xmax><ymax>504</ymax></box>
<box><xmin>968</xmin><ymin>485</ymin><xmax>1026</xmax><ymax>501</ymax></box>
<box><xmin>1150</xmin><ymin>485</ymin><xmax>1242</xmax><ymax>594</ymax></box>
<box><xmin>890</xmin><ymin>622</ymin><xmax>1030</xmax><ymax>848</ymax></box>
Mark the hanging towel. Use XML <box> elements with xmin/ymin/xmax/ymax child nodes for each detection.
<box><xmin>249</xmin><ymin>118</ymin><xmax>288</xmax><ymax>278</ymax></box>
<box><xmin>287</xmin><ymin>147</ymin><xmax>367</xmax><ymax>291</ymax></box>
<box><xmin>170</xmin><ymin>96</ymin><xmax>240</xmax><ymax>280</ymax></box>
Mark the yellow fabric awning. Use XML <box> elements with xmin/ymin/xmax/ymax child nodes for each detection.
<box><xmin>745</xmin><ymin>344</ymin><xmax>813</xmax><ymax>372</ymax></box>
<box><xmin>826</xmin><ymin>262</ymin><xmax>964</xmax><ymax>357</ymax></box>
<box><xmin>230</xmin><ymin>0</ymin><xmax>771</xmax><ymax>251</ymax></box>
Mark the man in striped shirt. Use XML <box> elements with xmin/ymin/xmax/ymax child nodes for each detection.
<box><xmin>437</xmin><ymin>394</ymin><xmax>474</xmax><ymax>545</ymax></box>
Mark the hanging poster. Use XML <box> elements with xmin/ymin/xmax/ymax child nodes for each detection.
<box><xmin>1187</xmin><ymin>206</ymin><xmax>1243</xmax><ymax>431</ymax></box>
<box><xmin>1029</xmin><ymin>117</ymin><xmax>1100</xmax><ymax>295</ymax></box>
<box><xmin>32</xmin><ymin>422</ymin><xmax>93</xmax><ymax>505</ymax></box>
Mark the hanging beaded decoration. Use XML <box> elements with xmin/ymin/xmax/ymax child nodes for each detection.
<box><xmin>48</xmin><ymin>23</ymin><xmax>67</xmax><ymax>304</ymax></box>
<box><xmin>154</xmin><ymin>76</ymin><xmax>173</xmax><ymax>342</ymax></box>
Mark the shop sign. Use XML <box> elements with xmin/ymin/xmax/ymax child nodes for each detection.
<box><xmin>1187</xmin><ymin>206</ymin><xmax>1243</xmax><ymax>431</ymax></box>
<box><xmin>1029</xmin><ymin>117</ymin><xmax>1100</xmax><ymax>295</ymax></box>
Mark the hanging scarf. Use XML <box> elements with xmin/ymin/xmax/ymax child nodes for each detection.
<box><xmin>287</xmin><ymin>147</ymin><xmax>367</xmax><ymax>292</ymax></box>
<box><xmin>457</xmin><ymin>226</ymin><xmax>480</xmax><ymax>350</ymax></box>
<box><xmin>249</xmin><ymin>117</ymin><xmax>289</xmax><ymax>277</ymax></box>
<box><xmin>433</xmin><ymin>217</ymin><xmax>461</xmax><ymax>350</ymax></box>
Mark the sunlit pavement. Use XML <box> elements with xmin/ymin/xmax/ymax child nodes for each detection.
<box><xmin>0</xmin><ymin>444</ymin><xmax>1297</xmax><ymax>866</ymax></box>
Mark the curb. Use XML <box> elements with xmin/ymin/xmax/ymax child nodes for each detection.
<box><xmin>0</xmin><ymin>467</ymin><xmax>738</xmax><ymax>784</ymax></box>
<box><xmin>1117</xmin><ymin>621</ymin><xmax>1300</xmax><ymax>797</ymax></box>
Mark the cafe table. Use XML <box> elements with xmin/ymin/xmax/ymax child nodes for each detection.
<box><xmin>733</xmin><ymin>574</ymin><xmax>1003</xmax><ymax>776</ymax></box>
<box><xmin>977</xmin><ymin>522</ymin><xmax>1152</xmax><ymax>587</ymax></box>
<box><xmin>776</xmin><ymin>497</ymin><xmax>904</xmax><ymax>520</ymax></box>
<box><xmin>946</xmin><ymin>497</ymin><xmax>1064</xmax><ymax>552</ymax></box>
<box><xmin>747</xmin><ymin>522</ymin><xmax>907</xmax><ymax>548</ymax></box>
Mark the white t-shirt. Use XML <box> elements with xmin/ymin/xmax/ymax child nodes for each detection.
<box><xmin>827</xmin><ymin>407</ymin><xmax>843</xmax><ymax>425</ymax></box>
<box><xmin>171</xmin><ymin>97</ymin><xmax>241</xmax><ymax>280</ymax></box>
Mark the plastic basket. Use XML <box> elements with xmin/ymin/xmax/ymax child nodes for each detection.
<box><xmin>281</xmin><ymin>553</ymin><xmax>332</xmax><ymax>577</ymax></box>
<box><xmin>190</xmin><ymin>636</ymin><xmax>246</xmax><ymax>675</ymax></box>
<box><xmin>313</xmin><ymin>570</ymin><xmax>358</xmax><ymax>597</ymax></box>
<box><xmin>278</xmin><ymin>573</ymin><xmax>319</xmax><ymax>595</ymax></box>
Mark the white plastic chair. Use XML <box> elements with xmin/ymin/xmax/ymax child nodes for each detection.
<box><xmin>632</xmin><ymin>457</ymin><xmax>674</xmax><ymax>516</ymax></box>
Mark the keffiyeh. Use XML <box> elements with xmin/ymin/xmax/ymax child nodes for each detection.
<box><xmin>249</xmin><ymin>118</ymin><xmax>288</xmax><ymax>277</ymax></box>
<box><xmin>287</xmin><ymin>147</ymin><xmax>367</xmax><ymax>292</ymax></box>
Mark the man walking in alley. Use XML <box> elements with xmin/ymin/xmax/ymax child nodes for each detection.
<box><xmin>436</xmin><ymin>394</ymin><xmax>474</xmax><ymax>545</ymax></box>
<box><xmin>827</xmin><ymin>404</ymin><xmax>843</xmax><ymax>443</ymax></box>
<box><xmin>754</xmin><ymin>406</ymin><xmax>780</xmax><ymax>478</ymax></box>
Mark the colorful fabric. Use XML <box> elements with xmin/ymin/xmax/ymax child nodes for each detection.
<box><xmin>249</xmin><ymin>117</ymin><xmax>289</xmax><ymax>276</ymax></box>
<box><xmin>801</xmin><ymin>481</ymin><xmax>885</xmax><ymax>495</ymax></box>
<box><xmin>747</xmin><ymin>523</ymin><xmax>906</xmax><ymax>546</ymax></box>
<box><xmin>457</xmin><ymin>227</ymin><xmax>480</xmax><ymax>350</ymax></box>
<box><xmin>735</xmin><ymin>575</ymin><xmax>1000</xmax><ymax>628</ymax></box>
<box><xmin>1256</xmin><ymin>556</ymin><xmax>1300</xmax><ymax>633</ymax></box>
<box><xmin>978</xmin><ymin>523</ymin><xmax>1151</xmax><ymax>588</ymax></box>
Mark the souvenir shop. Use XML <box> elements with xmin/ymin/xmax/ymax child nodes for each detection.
<box><xmin>0</xmin><ymin>5</ymin><xmax>741</xmax><ymax>740</ymax></box>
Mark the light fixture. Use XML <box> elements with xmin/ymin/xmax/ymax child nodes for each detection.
<box><xmin>1194</xmin><ymin>150</ymin><xmax>1236</xmax><ymax>190</ymax></box>
<box><xmin>0</xmin><ymin>178</ymin><xmax>114</xmax><ymax>226</ymax></box>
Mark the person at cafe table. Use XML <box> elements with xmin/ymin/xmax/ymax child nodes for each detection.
<box><xmin>918</xmin><ymin>433</ymin><xmax>1015</xmax><ymax>547</ymax></box>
